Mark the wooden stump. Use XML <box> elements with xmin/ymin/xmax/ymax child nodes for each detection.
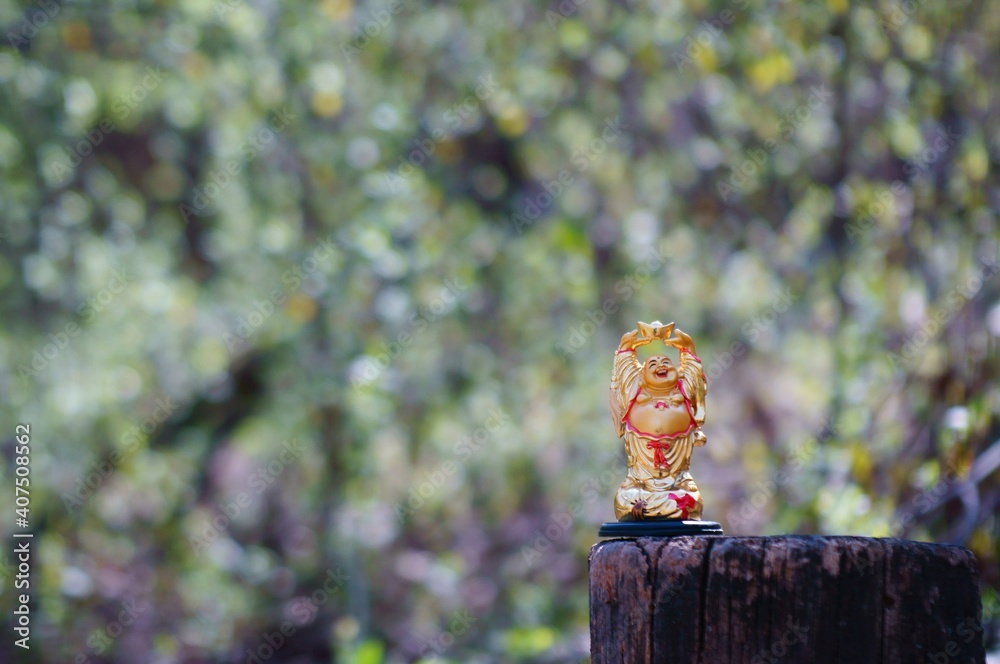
<box><xmin>589</xmin><ymin>536</ymin><xmax>985</xmax><ymax>663</ymax></box>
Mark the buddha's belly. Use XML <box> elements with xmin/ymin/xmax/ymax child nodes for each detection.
<box><xmin>627</xmin><ymin>401</ymin><xmax>692</xmax><ymax>437</ymax></box>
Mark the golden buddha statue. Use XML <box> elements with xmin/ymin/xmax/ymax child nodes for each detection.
<box><xmin>609</xmin><ymin>322</ymin><xmax>707</xmax><ymax>521</ymax></box>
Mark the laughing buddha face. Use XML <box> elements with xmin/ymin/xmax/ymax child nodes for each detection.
<box><xmin>642</xmin><ymin>354</ymin><xmax>678</xmax><ymax>391</ymax></box>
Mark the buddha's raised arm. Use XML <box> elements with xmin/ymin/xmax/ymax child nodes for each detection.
<box><xmin>669</xmin><ymin>328</ymin><xmax>706</xmax><ymax>426</ymax></box>
<box><xmin>609</xmin><ymin>329</ymin><xmax>646</xmax><ymax>438</ymax></box>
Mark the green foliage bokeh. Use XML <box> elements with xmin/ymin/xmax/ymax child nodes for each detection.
<box><xmin>0</xmin><ymin>0</ymin><xmax>998</xmax><ymax>661</ymax></box>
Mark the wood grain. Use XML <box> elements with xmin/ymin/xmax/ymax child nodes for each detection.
<box><xmin>589</xmin><ymin>536</ymin><xmax>984</xmax><ymax>663</ymax></box>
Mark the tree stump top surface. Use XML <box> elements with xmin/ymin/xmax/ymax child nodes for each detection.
<box><xmin>589</xmin><ymin>535</ymin><xmax>984</xmax><ymax>664</ymax></box>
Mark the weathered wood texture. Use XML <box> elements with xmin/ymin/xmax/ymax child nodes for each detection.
<box><xmin>589</xmin><ymin>536</ymin><xmax>984</xmax><ymax>664</ymax></box>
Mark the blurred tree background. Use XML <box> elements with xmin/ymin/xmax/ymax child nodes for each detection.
<box><xmin>0</xmin><ymin>0</ymin><xmax>998</xmax><ymax>661</ymax></box>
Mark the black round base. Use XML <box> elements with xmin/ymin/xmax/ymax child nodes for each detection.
<box><xmin>598</xmin><ymin>520</ymin><xmax>724</xmax><ymax>538</ymax></box>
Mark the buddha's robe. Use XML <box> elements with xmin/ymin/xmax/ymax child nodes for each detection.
<box><xmin>609</xmin><ymin>345</ymin><xmax>707</xmax><ymax>520</ymax></box>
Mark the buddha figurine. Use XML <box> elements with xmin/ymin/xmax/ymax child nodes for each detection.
<box><xmin>609</xmin><ymin>322</ymin><xmax>707</xmax><ymax>521</ymax></box>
